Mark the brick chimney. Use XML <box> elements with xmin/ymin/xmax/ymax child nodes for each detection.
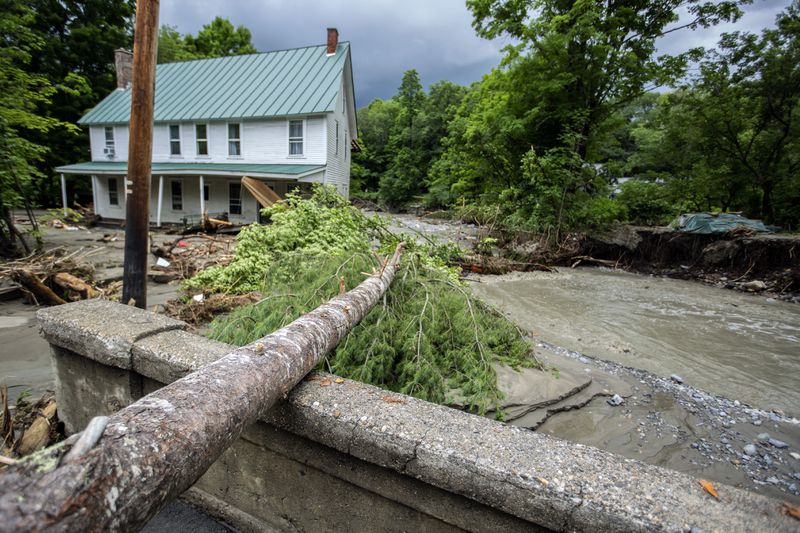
<box><xmin>326</xmin><ymin>28</ymin><xmax>339</xmax><ymax>56</ymax></box>
<box><xmin>114</xmin><ymin>48</ymin><xmax>133</xmax><ymax>89</ymax></box>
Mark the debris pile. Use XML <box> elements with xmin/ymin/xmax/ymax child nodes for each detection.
<box><xmin>0</xmin><ymin>247</ymin><xmax>112</xmax><ymax>304</ymax></box>
<box><xmin>1</xmin><ymin>387</ymin><xmax>63</xmax><ymax>466</ymax></box>
<box><xmin>150</xmin><ymin>234</ymin><xmax>235</xmax><ymax>283</ymax></box>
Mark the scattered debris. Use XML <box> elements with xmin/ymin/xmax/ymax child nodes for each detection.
<box><xmin>670</xmin><ymin>374</ymin><xmax>684</xmax><ymax>384</ymax></box>
<box><xmin>0</xmin><ymin>388</ymin><xmax>63</xmax><ymax>465</ymax></box>
<box><xmin>163</xmin><ymin>292</ymin><xmax>262</xmax><ymax>325</ymax></box>
<box><xmin>607</xmin><ymin>394</ymin><xmax>624</xmax><ymax>406</ymax></box>
<box><xmin>700</xmin><ymin>479</ymin><xmax>720</xmax><ymax>500</ymax></box>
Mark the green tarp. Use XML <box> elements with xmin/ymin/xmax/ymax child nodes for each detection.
<box><xmin>670</xmin><ymin>213</ymin><xmax>772</xmax><ymax>234</ymax></box>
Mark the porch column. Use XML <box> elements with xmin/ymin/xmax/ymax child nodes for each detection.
<box><xmin>90</xmin><ymin>175</ymin><xmax>98</xmax><ymax>215</ymax></box>
<box><xmin>60</xmin><ymin>174</ymin><xmax>67</xmax><ymax>217</ymax></box>
<box><xmin>199</xmin><ymin>175</ymin><xmax>205</xmax><ymax>217</ymax></box>
<box><xmin>156</xmin><ymin>175</ymin><xmax>164</xmax><ymax>227</ymax></box>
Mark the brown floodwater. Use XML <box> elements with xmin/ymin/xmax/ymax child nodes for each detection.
<box><xmin>470</xmin><ymin>268</ymin><xmax>800</xmax><ymax>417</ymax></box>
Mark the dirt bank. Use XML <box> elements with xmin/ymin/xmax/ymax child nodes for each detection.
<box><xmin>572</xmin><ymin>227</ymin><xmax>799</xmax><ymax>301</ymax></box>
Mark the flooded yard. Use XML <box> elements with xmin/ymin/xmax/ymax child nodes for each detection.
<box><xmin>470</xmin><ymin>267</ymin><xmax>800</xmax><ymax>417</ymax></box>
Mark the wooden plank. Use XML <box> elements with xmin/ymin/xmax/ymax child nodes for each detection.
<box><xmin>242</xmin><ymin>176</ymin><xmax>283</xmax><ymax>208</ymax></box>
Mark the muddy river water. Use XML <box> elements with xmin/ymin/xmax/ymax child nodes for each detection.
<box><xmin>471</xmin><ymin>267</ymin><xmax>800</xmax><ymax>417</ymax></box>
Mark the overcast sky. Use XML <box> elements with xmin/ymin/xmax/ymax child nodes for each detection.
<box><xmin>159</xmin><ymin>0</ymin><xmax>791</xmax><ymax>107</ymax></box>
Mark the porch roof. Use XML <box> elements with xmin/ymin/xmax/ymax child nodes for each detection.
<box><xmin>55</xmin><ymin>161</ymin><xmax>324</xmax><ymax>179</ymax></box>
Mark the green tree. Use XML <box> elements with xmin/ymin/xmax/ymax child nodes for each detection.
<box><xmin>158</xmin><ymin>17</ymin><xmax>258</xmax><ymax>64</ymax></box>
<box><xmin>688</xmin><ymin>3</ymin><xmax>800</xmax><ymax>223</ymax></box>
<box><xmin>466</xmin><ymin>0</ymin><xmax>746</xmax><ymax>158</ymax></box>
<box><xmin>24</xmin><ymin>0</ymin><xmax>134</xmax><ymax>206</ymax></box>
<box><xmin>0</xmin><ymin>0</ymin><xmax>76</xmax><ymax>254</ymax></box>
<box><xmin>351</xmin><ymin>98</ymin><xmax>400</xmax><ymax>192</ymax></box>
<box><xmin>379</xmin><ymin>70</ymin><xmax>427</xmax><ymax>205</ymax></box>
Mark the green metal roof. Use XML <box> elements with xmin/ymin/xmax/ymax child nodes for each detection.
<box><xmin>56</xmin><ymin>161</ymin><xmax>324</xmax><ymax>177</ymax></box>
<box><xmin>79</xmin><ymin>43</ymin><xmax>350</xmax><ymax>125</ymax></box>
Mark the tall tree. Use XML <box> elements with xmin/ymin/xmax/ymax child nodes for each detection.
<box><xmin>379</xmin><ymin>70</ymin><xmax>427</xmax><ymax>205</ymax></box>
<box><xmin>466</xmin><ymin>0</ymin><xmax>747</xmax><ymax>158</ymax></box>
<box><xmin>25</xmin><ymin>0</ymin><xmax>134</xmax><ymax>206</ymax></box>
<box><xmin>159</xmin><ymin>17</ymin><xmax>258</xmax><ymax>64</ymax></box>
<box><xmin>0</xmin><ymin>0</ymin><xmax>76</xmax><ymax>255</ymax></box>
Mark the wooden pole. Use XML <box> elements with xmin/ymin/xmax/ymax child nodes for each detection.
<box><xmin>0</xmin><ymin>245</ymin><xmax>404</xmax><ymax>531</ymax></box>
<box><xmin>122</xmin><ymin>0</ymin><xmax>159</xmax><ymax>309</ymax></box>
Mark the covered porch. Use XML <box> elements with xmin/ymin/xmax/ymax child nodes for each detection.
<box><xmin>54</xmin><ymin>162</ymin><xmax>325</xmax><ymax>226</ymax></box>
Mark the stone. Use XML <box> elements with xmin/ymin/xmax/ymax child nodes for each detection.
<box><xmin>768</xmin><ymin>438</ymin><xmax>788</xmax><ymax>449</ymax></box>
<box><xmin>766</xmin><ymin>477</ymin><xmax>779</xmax><ymax>485</ymax></box>
<box><xmin>607</xmin><ymin>394</ymin><xmax>624</xmax><ymax>406</ymax></box>
<box><xmin>757</xmin><ymin>433</ymin><xmax>771</xmax><ymax>441</ymax></box>
<box><xmin>670</xmin><ymin>374</ymin><xmax>683</xmax><ymax>384</ymax></box>
<box><xmin>741</xmin><ymin>280</ymin><xmax>767</xmax><ymax>292</ymax></box>
<box><xmin>789</xmin><ymin>452</ymin><xmax>800</xmax><ymax>460</ymax></box>
<box><xmin>733</xmin><ymin>400</ymin><xmax>740</xmax><ymax>407</ymax></box>
<box><xmin>744</xmin><ymin>444</ymin><xmax>758</xmax><ymax>456</ymax></box>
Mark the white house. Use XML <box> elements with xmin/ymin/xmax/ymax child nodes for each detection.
<box><xmin>57</xmin><ymin>28</ymin><xmax>357</xmax><ymax>225</ymax></box>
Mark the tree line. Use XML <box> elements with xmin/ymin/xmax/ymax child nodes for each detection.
<box><xmin>353</xmin><ymin>0</ymin><xmax>799</xmax><ymax>233</ymax></box>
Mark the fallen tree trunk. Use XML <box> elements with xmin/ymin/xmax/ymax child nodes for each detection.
<box><xmin>11</xmin><ymin>270</ymin><xmax>67</xmax><ymax>305</ymax></box>
<box><xmin>0</xmin><ymin>244</ymin><xmax>404</xmax><ymax>531</ymax></box>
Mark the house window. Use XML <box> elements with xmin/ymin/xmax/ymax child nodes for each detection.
<box><xmin>196</xmin><ymin>124</ymin><xmax>208</xmax><ymax>156</ymax></box>
<box><xmin>171</xmin><ymin>180</ymin><xmax>183</xmax><ymax>210</ymax></box>
<box><xmin>229</xmin><ymin>182</ymin><xmax>242</xmax><ymax>215</ymax></box>
<box><xmin>108</xmin><ymin>177</ymin><xmax>119</xmax><ymax>206</ymax></box>
<box><xmin>169</xmin><ymin>125</ymin><xmax>181</xmax><ymax>156</ymax></box>
<box><xmin>335</xmin><ymin>120</ymin><xmax>339</xmax><ymax>156</ymax></box>
<box><xmin>228</xmin><ymin>123</ymin><xmax>241</xmax><ymax>156</ymax></box>
<box><xmin>203</xmin><ymin>184</ymin><xmax>210</xmax><ymax>202</ymax></box>
<box><xmin>104</xmin><ymin>127</ymin><xmax>115</xmax><ymax>157</ymax></box>
<box><xmin>289</xmin><ymin>120</ymin><xmax>303</xmax><ymax>156</ymax></box>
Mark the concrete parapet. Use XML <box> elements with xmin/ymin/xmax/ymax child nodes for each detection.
<box><xmin>38</xmin><ymin>300</ymin><xmax>798</xmax><ymax>532</ymax></box>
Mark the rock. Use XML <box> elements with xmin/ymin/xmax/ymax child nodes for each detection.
<box><xmin>764</xmin><ymin>455</ymin><xmax>773</xmax><ymax>467</ymax></box>
<box><xmin>607</xmin><ymin>394</ymin><xmax>624</xmax><ymax>406</ymax></box>
<box><xmin>768</xmin><ymin>438</ymin><xmax>788</xmax><ymax>449</ymax></box>
<box><xmin>757</xmin><ymin>433</ymin><xmax>771</xmax><ymax>441</ymax></box>
<box><xmin>753</xmin><ymin>419</ymin><xmax>762</xmax><ymax>426</ymax></box>
<box><xmin>741</xmin><ymin>280</ymin><xmax>767</xmax><ymax>292</ymax></box>
<box><xmin>744</xmin><ymin>444</ymin><xmax>758</xmax><ymax>456</ymax></box>
<box><xmin>790</xmin><ymin>452</ymin><xmax>800</xmax><ymax>460</ymax></box>
<box><xmin>733</xmin><ymin>400</ymin><xmax>740</xmax><ymax>407</ymax></box>
<box><xmin>669</xmin><ymin>374</ymin><xmax>683</xmax><ymax>384</ymax></box>
<box><xmin>766</xmin><ymin>476</ymin><xmax>779</xmax><ymax>485</ymax></box>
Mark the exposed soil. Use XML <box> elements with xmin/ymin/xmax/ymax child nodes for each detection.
<box><xmin>505</xmin><ymin>226</ymin><xmax>800</xmax><ymax>302</ymax></box>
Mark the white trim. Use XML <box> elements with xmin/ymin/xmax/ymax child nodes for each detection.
<box><xmin>60</xmin><ymin>174</ymin><xmax>67</xmax><ymax>217</ymax></box>
<box><xmin>91</xmin><ymin>175</ymin><xmax>98</xmax><ymax>215</ymax></box>
<box><xmin>226</xmin><ymin>122</ymin><xmax>242</xmax><ymax>158</ymax></box>
<box><xmin>195</xmin><ymin>123</ymin><xmax>210</xmax><ymax>157</ymax></box>
<box><xmin>156</xmin><ymin>175</ymin><xmax>164</xmax><ymax>227</ymax></box>
<box><xmin>168</xmin><ymin>124</ymin><xmax>182</xmax><ymax>157</ymax></box>
<box><xmin>287</xmin><ymin>118</ymin><xmax>306</xmax><ymax>158</ymax></box>
<box><xmin>199</xmin><ymin>175</ymin><xmax>205</xmax><ymax>216</ymax></box>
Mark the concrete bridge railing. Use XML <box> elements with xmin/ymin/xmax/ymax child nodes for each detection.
<box><xmin>38</xmin><ymin>299</ymin><xmax>795</xmax><ymax>532</ymax></box>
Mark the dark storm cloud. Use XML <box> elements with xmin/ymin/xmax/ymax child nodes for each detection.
<box><xmin>159</xmin><ymin>0</ymin><xmax>791</xmax><ymax>106</ymax></box>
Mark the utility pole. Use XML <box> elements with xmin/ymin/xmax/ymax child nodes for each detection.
<box><xmin>122</xmin><ymin>0</ymin><xmax>159</xmax><ymax>309</ymax></box>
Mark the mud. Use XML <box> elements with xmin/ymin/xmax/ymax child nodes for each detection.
<box><xmin>470</xmin><ymin>268</ymin><xmax>800</xmax><ymax>416</ymax></box>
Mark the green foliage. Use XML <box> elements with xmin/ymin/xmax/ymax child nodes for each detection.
<box><xmin>615</xmin><ymin>180</ymin><xmax>675</xmax><ymax>226</ymax></box>
<box><xmin>187</xmin><ymin>185</ymin><xmax>379</xmax><ymax>293</ymax></box>
<box><xmin>22</xmin><ymin>0</ymin><xmax>134</xmax><ymax>207</ymax></box>
<box><xmin>0</xmin><ymin>0</ymin><xmax>79</xmax><ymax>254</ymax></box>
<box><xmin>208</xmin><ymin>252</ymin><xmax>534</xmax><ymax>416</ymax></box>
<box><xmin>157</xmin><ymin>17</ymin><xmax>257</xmax><ymax>64</ymax></box>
